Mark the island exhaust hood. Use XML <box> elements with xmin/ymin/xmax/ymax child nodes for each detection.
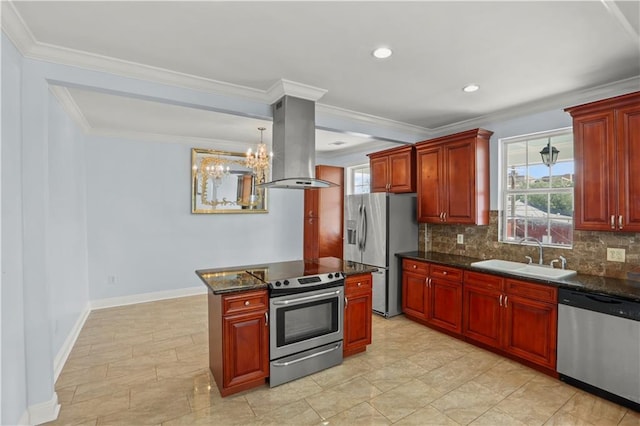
<box><xmin>258</xmin><ymin>95</ymin><xmax>335</xmax><ymax>189</ymax></box>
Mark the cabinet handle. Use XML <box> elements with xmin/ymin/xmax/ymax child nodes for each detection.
<box><xmin>413</xmin><ymin>264</ymin><xmax>417</xmax><ymax>269</ymax></box>
<box><xmin>345</xmin><ymin>296</ymin><xmax>348</xmax><ymax>308</ymax></box>
<box><xmin>443</xmin><ymin>212</ymin><xmax>447</xmax><ymax>222</ymax></box>
<box><xmin>442</xmin><ymin>271</ymin><xmax>447</xmax><ymax>275</ymax></box>
<box><xmin>244</xmin><ymin>301</ymin><xmax>250</xmax><ymax>306</ymax></box>
<box><xmin>425</xmin><ymin>277</ymin><xmax>429</xmax><ymax>287</ymax></box>
<box><xmin>504</xmin><ymin>296</ymin><xmax>508</xmax><ymax>308</ymax></box>
<box><xmin>619</xmin><ymin>215</ymin><xmax>624</xmax><ymax>229</ymax></box>
<box><xmin>611</xmin><ymin>215</ymin><xmax>616</xmax><ymax>229</ymax></box>
<box><xmin>357</xmin><ymin>282</ymin><xmax>362</xmax><ymax>287</ymax></box>
<box><xmin>499</xmin><ymin>294</ymin><xmax>503</xmax><ymax>307</ymax></box>
<box><xmin>264</xmin><ymin>312</ymin><xmax>268</xmax><ymax>326</ymax></box>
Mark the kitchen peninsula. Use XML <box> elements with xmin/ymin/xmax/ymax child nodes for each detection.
<box><xmin>196</xmin><ymin>257</ymin><xmax>377</xmax><ymax>396</ymax></box>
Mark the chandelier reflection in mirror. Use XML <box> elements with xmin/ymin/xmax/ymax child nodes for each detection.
<box><xmin>246</xmin><ymin>127</ymin><xmax>273</xmax><ymax>184</ymax></box>
<box><xmin>191</xmin><ymin>148</ymin><xmax>268</xmax><ymax>214</ymax></box>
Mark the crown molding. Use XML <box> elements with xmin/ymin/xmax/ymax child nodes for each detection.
<box><xmin>266</xmin><ymin>79</ymin><xmax>328</xmax><ymax>104</ymax></box>
<box><xmin>1</xmin><ymin>1</ymin><xmax>37</xmax><ymax>54</ymax></box>
<box><xmin>48</xmin><ymin>85</ymin><xmax>92</xmax><ymax>132</ymax></box>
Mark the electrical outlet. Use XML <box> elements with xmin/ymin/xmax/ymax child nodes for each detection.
<box><xmin>607</xmin><ymin>248</ymin><xmax>626</xmax><ymax>263</ymax></box>
<box><xmin>107</xmin><ymin>275</ymin><xmax>117</xmax><ymax>285</ymax></box>
<box><xmin>457</xmin><ymin>234</ymin><xmax>464</xmax><ymax>244</ymax></box>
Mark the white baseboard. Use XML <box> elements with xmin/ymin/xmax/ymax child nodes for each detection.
<box><xmin>54</xmin><ymin>303</ymin><xmax>91</xmax><ymax>382</ymax></box>
<box><xmin>90</xmin><ymin>286</ymin><xmax>207</xmax><ymax>310</ymax></box>
<box><xmin>20</xmin><ymin>392</ymin><xmax>60</xmax><ymax>425</ymax></box>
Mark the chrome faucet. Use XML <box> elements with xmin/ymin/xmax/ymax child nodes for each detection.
<box><xmin>559</xmin><ymin>255</ymin><xmax>567</xmax><ymax>270</ymax></box>
<box><xmin>519</xmin><ymin>237</ymin><xmax>543</xmax><ymax>265</ymax></box>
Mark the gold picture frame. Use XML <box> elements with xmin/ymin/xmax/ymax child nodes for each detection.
<box><xmin>191</xmin><ymin>148</ymin><xmax>268</xmax><ymax>214</ymax></box>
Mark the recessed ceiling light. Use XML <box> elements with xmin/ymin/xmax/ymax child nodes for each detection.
<box><xmin>463</xmin><ymin>84</ymin><xmax>480</xmax><ymax>93</ymax></box>
<box><xmin>372</xmin><ymin>47</ymin><xmax>393</xmax><ymax>59</ymax></box>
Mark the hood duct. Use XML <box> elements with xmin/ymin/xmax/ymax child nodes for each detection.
<box><xmin>258</xmin><ymin>95</ymin><xmax>335</xmax><ymax>189</ymax></box>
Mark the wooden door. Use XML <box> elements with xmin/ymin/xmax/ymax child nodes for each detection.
<box><xmin>222</xmin><ymin>310</ymin><xmax>269</xmax><ymax>389</ymax></box>
<box><xmin>428</xmin><ymin>278</ymin><xmax>462</xmax><ymax>334</ymax></box>
<box><xmin>369</xmin><ymin>156</ymin><xmax>389</xmax><ymax>192</ymax></box>
<box><xmin>616</xmin><ymin>103</ymin><xmax>640</xmax><ymax>232</ymax></box>
<box><xmin>463</xmin><ymin>284</ymin><xmax>502</xmax><ymax>348</ymax></box>
<box><xmin>402</xmin><ymin>271</ymin><xmax>428</xmax><ymax>319</ymax></box>
<box><xmin>443</xmin><ymin>139</ymin><xmax>475</xmax><ymax>224</ymax></box>
<box><xmin>416</xmin><ymin>145</ymin><xmax>443</xmax><ymax>223</ymax></box>
<box><xmin>503</xmin><ymin>295</ymin><xmax>557</xmax><ymax>369</ymax></box>
<box><xmin>573</xmin><ymin>110</ymin><xmax>616</xmax><ymax>231</ymax></box>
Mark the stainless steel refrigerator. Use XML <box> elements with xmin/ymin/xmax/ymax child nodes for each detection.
<box><xmin>344</xmin><ymin>193</ymin><xmax>418</xmax><ymax>317</ymax></box>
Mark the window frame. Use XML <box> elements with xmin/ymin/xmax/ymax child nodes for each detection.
<box><xmin>498</xmin><ymin>127</ymin><xmax>574</xmax><ymax>249</ymax></box>
<box><xmin>347</xmin><ymin>163</ymin><xmax>370</xmax><ymax>195</ymax></box>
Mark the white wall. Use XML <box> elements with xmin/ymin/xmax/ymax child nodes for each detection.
<box><xmin>47</xmin><ymin>94</ymin><xmax>91</xmax><ymax>361</ymax></box>
<box><xmin>85</xmin><ymin>135</ymin><xmax>304</xmax><ymax>301</ymax></box>
<box><xmin>2</xmin><ymin>31</ymin><xmax>28</xmax><ymax>426</ymax></box>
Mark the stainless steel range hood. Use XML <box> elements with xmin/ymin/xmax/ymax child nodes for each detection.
<box><xmin>258</xmin><ymin>95</ymin><xmax>335</xmax><ymax>189</ymax></box>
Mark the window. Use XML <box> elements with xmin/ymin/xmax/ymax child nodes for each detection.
<box><xmin>499</xmin><ymin>128</ymin><xmax>574</xmax><ymax>248</ymax></box>
<box><xmin>348</xmin><ymin>164</ymin><xmax>370</xmax><ymax>195</ymax></box>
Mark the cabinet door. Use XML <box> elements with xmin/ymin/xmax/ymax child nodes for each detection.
<box><xmin>223</xmin><ymin>310</ymin><xmax>269</xmax><ymax>389</ymax></box>
<box><xmin>402</xmin><ymin>271</ymin><xmax>428</xmax><ymax>319</ymax></box>
<box><xmin>573</xmin><ymin>110</ymin><xmax>616</xmax><ymax>231</ymax></box>
<box><xmin>616</xmin><ymin>103</ymin><xmax>640</xmax><ymax>232</ymax></box>
<box><xmin>503</xmin><ymin>295</ymin><xmax>557</xmax><ymax>369</ymax></box>
<box><xmin>443</xmin><ymin>139</ymin><xmax>475</xmax><ymax>224</ymax></box>
<box><xmin>316</xmin><ymin>166</ymin><xmax>344</xmax><ymax>258</ymax></box>
<box><xmin>344</xmin><ymin>292</ymin><xmax>372</xmax><ymax>353</ymax></box>
<box><xmin>416</xmin><ymin>145</ymin><xmax>443</xmax><ymax>223</ymax></box>
<box><xmin>428</xmin><ymin>278</ymin><xmax>462</xmax><ymax>334</ymax></box>
<box><xmin>463</xmin><ymin>284</ymin><xmax>502</xmax><ymax>348</ymax></box>
<box><xmin>304</xmin><ymin>188</ymin><xmax>319</xmax><ymax>218</ymax></box>
<box><xmin>370</xmin><ymin>156</ymin><xmax>389</xmax><ymax>192</ymax></box>
<box><xmin>388</xmin><ymin>150</ymin><xmax>414</xmax><ymax>193</ymax></box>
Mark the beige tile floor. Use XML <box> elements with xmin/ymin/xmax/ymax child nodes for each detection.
<box><xmin>46</xmin><ymin>294</ymin><xmax>639</xmax><ymax>426</ymax></box>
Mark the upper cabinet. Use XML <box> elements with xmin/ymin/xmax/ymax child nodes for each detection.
<box><xmin>367</xmin><ymin>145</ymin><xmax>416</xmax><ymax>193</ymax></box>
<box><xmin>566</xmin><ymin>92</ymin><xmax>640</xmax><ymax>232</ymax></box>
<box><xmin>415</xmin><ymin>128</ymin><xmax>492</xmax><ymax>225</ymax></box>
<box><xmin>303</xmin><ymin>165</ymin><xmax>344</xmax><ymax>259</ymax></box>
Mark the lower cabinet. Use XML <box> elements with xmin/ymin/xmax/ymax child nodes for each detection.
<box><xmin>344</xmin><ymin>273</ymin><xmax>373</xmax><ymax>357</ymax></box>
<box><xmin>462</xmin><ymin>271</ymin><xmax>558</xmax><ymax>371</ymax></box>
<box><xmin>401</xmin><ymin>259</ymin><xmax>463</xmax><ymax>334</ymax></box>
<box><xmin>208</xmin><ymin>289</ymin><xmax>269</xmax><ymax>396</ymax></box>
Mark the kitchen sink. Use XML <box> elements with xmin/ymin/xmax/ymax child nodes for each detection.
<box><xmin>470</xmin><ymin>259</ymin><xmax>577</xmax><ymax>280</ymax></box>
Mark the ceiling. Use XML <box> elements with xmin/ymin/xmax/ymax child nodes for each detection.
<box><xmin>3</xmin><ymin>1</ymin><xmax>640</xmax><ymax>155</ymax></box>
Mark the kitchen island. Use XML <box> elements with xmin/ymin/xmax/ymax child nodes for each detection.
<box><xmin>196</xmin><ymin>257</ymin><xmax>377</xmax><ymax>396</ymax></box>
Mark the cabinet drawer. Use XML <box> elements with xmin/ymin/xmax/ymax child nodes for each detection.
<box><xmin>464</xmin><ymin>271</ymin><xmax>504</xmax><ymax>290</ymax></box>
<box><xmin>222</xmin><ymin>290</ymin><xmax>268</xmax><ymax>315</ymax></box>
<box><xmin>403</xmin><ymin>259</ymin><xmax>429</xmax><ymax>274</ymax></box>
<box><xmin>430</xmin><ymin>265</ymin><xmax>462</xmax><ymax>282</ymax></box>
<box><xmin>346</xmin><ymin>274</ymin><xmax>372</xmax><ymax>295</ymax></box>
<box><xmin>505</xmin><ymin>279</ymin><xmax>557</xmax><ymax>303</ymax></box>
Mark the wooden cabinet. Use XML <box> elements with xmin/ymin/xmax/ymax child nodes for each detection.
<box><xmin>343</xmin><ymin>273</ymin><xmax>373</xmax><ymax>357</ymax></box>
<box><xmin>367</xmin><ymin>145</ymin><xmax>416</xmax><ymax>193</ymax></box>
<box><xmin>208</xmin><ymin>289</ymin><xmax>269</xmax><ymax>396</ymax></box>
<box><xmin>401</xmin><ymin>259</ymin><xmax>463</xmax><ymax>334</ymax></box>
<box><xmin>462</xmin><ymin>271</ymin><xmax>558</xmax><ymax>371</ymax></box>
<box><xmin>415</xmin><ymin>128</ymin><xmax>492</xmax><ymax>225</ymax></box>
<box><xmin>566</xmin><ymin>92</ymin><xmax>640</xmax><ymax>232</ymax></box>
<box><xmin>304</xmin><ymin>165</ymin><xmax>344</xmax><ymax>259</ymax></box>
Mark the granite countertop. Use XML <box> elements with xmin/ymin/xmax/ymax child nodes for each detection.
<box><xmin>396</xmin><ymin>251</ymin><xmax>640</xmax><ymax>302</ymax></box>
<box><xmin>196</xmin><ymin>257</ymin><xmax>378</xmax><ymax>295</ymax></box>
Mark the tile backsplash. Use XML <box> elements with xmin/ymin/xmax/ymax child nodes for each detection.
<box><xmin>419</xmin><ymin>211</ymin><xmax>639</xmax><ymax>280</ymax></box>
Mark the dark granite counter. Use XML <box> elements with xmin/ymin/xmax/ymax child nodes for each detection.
<box><xmin>397</xmin><ymin>251</ymin><xmax>640</xmax><ymax>302</ymax></box>
<box><xmin>196</xmin><ymin>257</ymin><xmax>378</xmax><ymax>295</ymax></box>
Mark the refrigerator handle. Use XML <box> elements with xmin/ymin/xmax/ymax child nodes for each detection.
<box><xmin>357</xmin><ymin>204</ymin><xmax>363</xmax><ymax>250</ymax></box>
<box><xmin>360</xmin><ymin>204</ymin><xmax>368</xmax><ymax>252</ymax></box>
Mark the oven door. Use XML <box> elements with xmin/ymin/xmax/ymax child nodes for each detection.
<box><xmin>269</xmin><ymin>285</ymin><xmax>344</xmax><ymax>360</ymax></box>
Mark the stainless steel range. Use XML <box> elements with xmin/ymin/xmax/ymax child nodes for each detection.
<box><xmin>247</xmin><ymin>259</ymin><xmax>345</xmax><ymax>387</ymax></box>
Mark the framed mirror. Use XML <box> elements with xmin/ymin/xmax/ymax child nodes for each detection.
<box><xmin>191</xmin><ymin>148</ymin><xmax>268</xmax><ymax>214</ymax></box>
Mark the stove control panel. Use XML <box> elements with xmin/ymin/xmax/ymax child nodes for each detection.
<box><xmin>269</xmin><ymin>272</ymin><xmax>344</xmax><ymax>294</ymax></box>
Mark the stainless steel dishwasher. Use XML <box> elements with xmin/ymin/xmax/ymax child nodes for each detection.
<box><xmin>557</xmin><ymin>288</ymin><xmax>640</xmax><ymax>411</ymax></box>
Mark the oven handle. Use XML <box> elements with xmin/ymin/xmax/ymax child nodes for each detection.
<box><xmin>271</xmin><ymin>289</ymin><xmax>342</xmax><ymax>306</ymax></box>
<box><xmin>271</xmin><ymin>343</ymin><xmax>342</xmax><ymax>367</ymax></box>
